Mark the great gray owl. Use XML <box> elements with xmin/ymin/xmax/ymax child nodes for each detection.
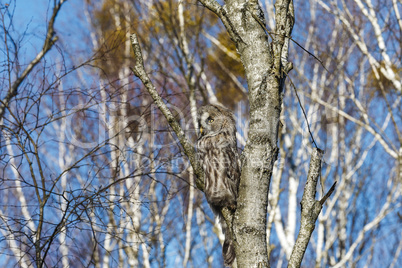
<box><xmin>196</xmin><ymin>104</ymin><xmax>240</xmax><ymax>267</ymax></box>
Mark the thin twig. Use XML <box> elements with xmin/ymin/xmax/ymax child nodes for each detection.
<box><xmin>287</xmin><ymin>75</ymin><xmax>318</xmax><ymax>148</ymax></box>
<box><xmin>0</xmin><ymin>0</ymin><xmax>65</xmax><ymax>121</ymax></box>
<box><xmin>320</xmin><ymin>181</ymin><xmax>337</xmax><ymax>206</ymax></box>
<box><xmin>130</xmin><ymin>33</ymin><xmax>204</xmax><ymax>190</ymax></box>
<box><xmin>246</xmin><ymin>6</ymin><xmax>328</xmax><ymax>72</ymax></box>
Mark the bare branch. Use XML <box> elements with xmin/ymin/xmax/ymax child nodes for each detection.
<box><xmin>0</xmin><ymin>0</ymin><xmax>66</xmax><ymax>120</ymax></box>
<box><xmin>305</xmin><ymin>92</ymin><xmax>399</xmax><ymax>159</ymax></box>
<box><xmin>130</xmin><ymin>33</ymin><xmax>204</xmax><ymax>190</ymax></box>
<box><xmin>288</xmin><ymin>148</ymin><xmax>336</xmax><ymax>268</ymax></box>
<box><xmin>202</xmin><ymin>30</ymin><xmax>241</xmax><ymax>62</ymax></box>
<box><xmin>247</xmin><ymin>1</ymin><xmax>326</xmax><ymax>72</ymax></box>
<box><xmin>319</xmin><ymin>181</ymin><xmax>336</xmax><ymax>206</ymax></box>
<box><xmin>287</xmin><ymin>75</ymin><xmax>318</xmax><ymax>148</ymax></box>
<box><xmin>198</xmin><ymin>0</ymin><xmax>245</xmax><ymax>44</ymax></box>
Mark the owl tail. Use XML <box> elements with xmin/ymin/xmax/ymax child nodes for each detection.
<box><xmin>223</xmin><ymin>236</ymin><xmax>235</xmax><ymax>267</ymax></box>
<box><xmin>215</xmin><ymin>209</ymin><xmax>236</xmax><ymax>267</ymax></box>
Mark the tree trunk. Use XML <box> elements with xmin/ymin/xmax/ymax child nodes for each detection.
<box><xmin>206</xmin><ymin>0</ymin><xmax>294</xmax><ymax>266</ymax></box>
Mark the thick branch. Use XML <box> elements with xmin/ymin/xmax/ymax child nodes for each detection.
<box><xmin>130</xmin><ymin>33</ymin><xmax>204</xmax><ymax>190</ymax></box>
<box><xmin>198</xmin><ymin>0</ymin><xmax>244</xmax><ymax>44</ymax></box>
<box><xmin>0</xmin><ymin>0</ymin><xmax>65</xmax><ymax>121</ymax></box>
<box><xmin>288</xmin><ymin>148</ymin><xmax>336</xmax><ymax>268</ymax></box>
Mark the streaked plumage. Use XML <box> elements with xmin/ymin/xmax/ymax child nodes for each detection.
<box><xmin>197</xmin><ymin>104</ymin><xmax>240</xmax><ymax>267</ymax></box>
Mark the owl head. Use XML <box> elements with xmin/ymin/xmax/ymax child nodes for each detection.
<box><xmin>197</xmin><ymin>104</ymin><xmax>236</xmax><ymax>138</ymax></box>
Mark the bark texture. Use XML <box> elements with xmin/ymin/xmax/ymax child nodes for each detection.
<box><xmin>197</xmin><ymin>0</ymin><xmax>294</xmax><ymax>266</ymax></box>
<box><xmin>133</xmin><ymin>0</ymin><xmax>295</xmax><ymax>266</ymax></box>
<box><xmin>288</xmin><ymin>148</ymin><xmax>336</xmax><ymax>268</ymax></box>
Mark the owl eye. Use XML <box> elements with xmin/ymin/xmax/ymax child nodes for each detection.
<box><xmin>208</xmin><ymin>118</ymin><xmax>214</xmax><ymax>123</ymax></box>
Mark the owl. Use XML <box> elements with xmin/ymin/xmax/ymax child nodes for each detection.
<box><xmin>196</xmin><ymin>104</ymin><xmax>241</xmax><ymax>267</ymax></box>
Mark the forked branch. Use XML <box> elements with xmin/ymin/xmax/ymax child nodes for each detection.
<box><xmin>288</xmin><ymin>148</ymin><xmax>336</xmax><ymax>268</ymax></box>
<box><xmin>0</xmin><ymin>0</ymin><xmax>66</xmax><ymax>121</ymax></box>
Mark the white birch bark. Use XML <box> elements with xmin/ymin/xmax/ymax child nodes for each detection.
<box><xmin>183</xmin><ymin>170</ymin><xmax>195</xmax><ymax>267</ymax></box>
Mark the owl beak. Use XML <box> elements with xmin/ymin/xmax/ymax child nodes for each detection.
<box><xmin>199</xmin><ymin>126</ymin><xmax>204</xmax><ymax>135</ymax></box>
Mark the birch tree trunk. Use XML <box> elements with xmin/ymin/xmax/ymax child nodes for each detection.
<box><xmin>198</xmin><ymin>0</ymin><xmax>294</xmax><ymax>266</ymax></box>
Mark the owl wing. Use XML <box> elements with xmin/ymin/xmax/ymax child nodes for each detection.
<box><xmin>223</xmin><ymin>144</ymin><xmax>240</xmax><ymax>197</ymax></box>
